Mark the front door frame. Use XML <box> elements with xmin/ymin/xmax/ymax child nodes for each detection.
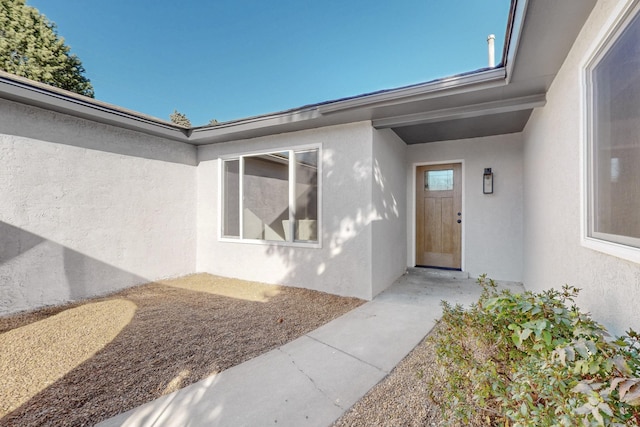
<box><xmin>410</xmin><ymin>160</ymin><xmax>465</xmax><ymax>270</ymax></box>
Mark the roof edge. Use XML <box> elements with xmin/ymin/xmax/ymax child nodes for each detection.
<box><xmin>316</xmin><ymin>67</ymin><xmax>506</xmax><ymax>114</ymax></box>
<box><xmin>503</xmin><ymin>0</ymin><xmax>529</xmax><ymax>83</ymax></box>
<box><xmin>0</xmin><ymin>70</ymin><xmax>190</xmax><ymax>143</ymax></box>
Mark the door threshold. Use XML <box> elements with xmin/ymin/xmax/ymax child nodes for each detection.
<box><xmin>415</xmin><ymin>265</ymin><xmax>462</xmax><ymax>271</ymax></box>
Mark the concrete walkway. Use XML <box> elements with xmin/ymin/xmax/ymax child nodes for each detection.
<box><xmin>98</xmin><ymin>269</ymin><xmax>523</xmax><ymax>427</ymax></box>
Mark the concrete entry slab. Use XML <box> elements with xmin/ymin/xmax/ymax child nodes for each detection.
<box><xmin>307</xmin><ymin>300</ymin><xmax>439</xmax><ymax>373</ymax></box>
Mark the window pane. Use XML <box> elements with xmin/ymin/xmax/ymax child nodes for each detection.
<box><xmin>222</xmin><ymin>160</ymin><xmax>239</xmax><ymax>237</ymax></box>
<box><xmin>425</xmin><ymin>170</ymin><xmax>453</xmax><ymax>191</ymax></box>
<box><xmin>243</xmin><ymin>152</ymin><xmax>289</xmax><ymax>241</ymax></box>
<box><xmin>591</xmin><ymin>10</ymin><xmax>640</xmax><ymax>244</ymax></box>
<box><xmin>294</xmin><ymin>149</ymin><xmax>318</xmax><ymax>242</ymax></box>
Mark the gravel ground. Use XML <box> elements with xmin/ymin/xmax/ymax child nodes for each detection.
<box><xmin>0</xmin><ymin>274</ymin><xmax>364</xmax><ymax>426</ymax></box>
<box><xmin>333</xmin><ymin>322</ymin><xmax>448</xmax><ymax>427</ymax></box>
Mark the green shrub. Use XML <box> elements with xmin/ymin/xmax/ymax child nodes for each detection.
<box><xmin>427</xmin><ymin>275</ymin><xmax>640</xmax><ymax>426</ymax></box>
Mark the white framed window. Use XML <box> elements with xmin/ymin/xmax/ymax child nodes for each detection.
<box><xmin>584</xmin><ymin>0</ymin><xmax>640</xmax><ymax>262</ymax></box>
<box><xmin>220</xmin><ymin>146</ymin><xmax>320</xmax><ymax>246</ymax></box>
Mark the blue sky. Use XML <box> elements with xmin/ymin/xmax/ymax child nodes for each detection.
<box><xmin>27</xmin><ymin>1</ymin><xmax>510</xmax><ymax>126</ymax></box>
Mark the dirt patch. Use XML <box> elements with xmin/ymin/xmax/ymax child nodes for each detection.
<box><xmin>0</xmin><ymin>274</ymin><xmax>364</xmax><ymax>426</ymax></box>
<box><xmin>333</xmin><ymin>322</ymin><xmax>447</xmax><ymax>427</ymax></box>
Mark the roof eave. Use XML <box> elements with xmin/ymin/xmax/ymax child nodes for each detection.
<box><xmin>372</xmin><ymin>93</ymin><xmax>546</xmax><ymax>129</ymax></box>
<box><xmin>189</xmin><ymin>106</ymin><xmax>323</xmax><ymax>144</ymax></box>
<box><xmin>317</xmin><ymin>67</ymin><xmax>507</xmax><ymax>114</ymax></box>
<box><xmin>0</xmin><ymin>71</ymin><xmax>190</xmax><ymax>143</ymax></box>
<box><xmin>188</xmin><ymin>67</ymin><xmax>508</xmax><ymax>145</ymax></box>
<box><xmin>503</xmin><ymin>0</ymin><xmax>529</xmax><ymax>84</ymax></box>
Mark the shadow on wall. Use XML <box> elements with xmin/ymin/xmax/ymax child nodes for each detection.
<box><xmin>373</xmin><ymin>157</ymin><xmax>400</xmax><ymax>221</ymax></box>
<box><xmin>0</xmin><ymin>98</ymin><xmax>196</xmax><ymax>166</ymax></box>
<box><xmin>0</xmin><ymin>222</ymin><xmax>45</xmax><ymax>265</ymax></box>
<box><xmin>0</xmin><ymin>221</ymin><xmax>149</xmax><ymax>315</ymax></box>
<box><xmin>262</xmin><ymin>149</ymin><xmax>402</xmax><ymax>298</ymax></box>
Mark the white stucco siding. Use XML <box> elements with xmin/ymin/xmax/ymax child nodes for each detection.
<box><xmin>0</xmin><ymin>99</ymin><xmax>197</xmax><ymax>314</ymax></box>
<box><xmin>196</xmin><ymin>121</ymin><xmax>375</xmax><ymax>299</ymax></box>
<box><xmin>522</xmin><ymin>0</ymin><xmax>640</xmax><ymax>335</ymax></box>
<box><xmin>371</xmin><ymin>128</ymin><xmax>408</xmax><ymax>296</ymax></box>
<box><xmin>406</xmin><ymin>133</ymin><xmax>524</xmax><ymax>282</ymax></box>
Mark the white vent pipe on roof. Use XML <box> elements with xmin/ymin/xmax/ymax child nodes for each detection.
<box><xmin>487</xmin><ymin>34</ymin><xmax>496</xmax><ymax>68</ymax></box>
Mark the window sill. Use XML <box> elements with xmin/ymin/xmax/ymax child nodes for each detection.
<box><xmin>218</xmin><ymin>237</ymin><xmax>322</xmax><ymax>249</ymax></box>
<box><xmin>582</xmin><ymin>236</ymin><xmax>640</xmax><ymax>264</ymax></box>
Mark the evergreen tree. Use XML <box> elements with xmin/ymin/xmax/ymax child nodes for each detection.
<box><xmin>0</xmin><ymin>0</ymin><xmax>94</xmax><ymax>97</ymax></box>
<box><xmin>169</xmin><ymin>110</ymin><xmax>191</xmax><ymax>127</ymax></box>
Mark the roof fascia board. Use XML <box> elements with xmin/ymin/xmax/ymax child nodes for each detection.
<box><xmin>0</xmin><ymin>73</ymin><xmax>190</xmax><ymax>143</ymax></box>
<box><xmin>317</xmin><ymin>67</ymin><xmax>507</xmax><ymax>114</ymax></box>
<box><xmin>504</xmin><ymin>0</ymin><xmax>529</xmax><ymax>83</ymax></box>
<box><xmin>188</xmin><ymin>107</ymin><xmax>322</xmax><ymax>144</ymax></box>
<box><xmin>372</xmin><ymin>93</ymin><xmax>546</xmax><ymax>128</ymax></box>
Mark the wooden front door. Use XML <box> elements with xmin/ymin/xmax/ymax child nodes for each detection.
<box><xmin>416</xmin><ymin>163</ymin><xmax>462</xmax><ymax>269</ymax></box>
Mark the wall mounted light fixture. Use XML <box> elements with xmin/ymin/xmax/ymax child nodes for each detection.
<box><xmin>483</xmin><ymin>168</ymin><xmax>494</xmax><ymax>194</ymax></box>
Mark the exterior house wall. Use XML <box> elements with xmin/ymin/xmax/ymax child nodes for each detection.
<box><xmin>371</xmin><ymin>128</ymin><xmax>408</xmax><ymax>296</ymax></box>
<box><xmin>522</xmin><ymin>0</ymin><xmax>640</xmax><ymax>335</ymax></box>
<box><xmin>0</xmin><ymin>99</ymin><xmax>197</xmax><ymax>315</ymax></box>
<box><xmin>406</xmin><ymin>133</ymin><xmax>524</xmax><ymax>281</ymax></box>
<box><xmin>196</xmin><ymin>121</ymin><xmax>377</xmax><ymax>299</ymax></box>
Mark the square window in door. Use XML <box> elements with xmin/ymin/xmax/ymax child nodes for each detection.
<box><xmin>425</xmin><ymin>170</ymin><xmax>454</xmax><ymax>191</ymax></box>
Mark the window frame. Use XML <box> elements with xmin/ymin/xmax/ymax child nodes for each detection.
<box><xmin>218</xmin><ymin>144</ymin><xmax>322</xmax><ymax>248</ymax></box>
<box><xmin>581</xmin><ymin>0</ymin><xmax>640</xmax><ymax>263</ymax></box>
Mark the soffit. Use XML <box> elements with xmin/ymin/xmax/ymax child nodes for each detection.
<box><xmin>392</xmin><ymin>110</ymin><xmax>533</xmax><ymax>144</ymax></box>
<box><xmin>509</xmin><ymin>0</ymin><xmax>597</xmax><ymax>85</ymax></box>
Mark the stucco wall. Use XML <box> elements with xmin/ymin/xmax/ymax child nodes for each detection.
<box><xmin>196</xmin><ymin>122</ymin><xmax>376</xmax><ymax>299</ymax></box>
<box><xmin>0</xmin><ymin>99</ymin><xmax>197</xmax><ymax>315</ymax></box>
<box><xmin>371</xmin><ymin>128</ymin><xmax>408</xmax><ymax>296</ymax></box>
<box><xmin>406</xmin><ymin>133</ymin><xmax>524</xmax><ymax>281</ymax></box>
<box><xmin>522</xmin><ymin>0</ymin><xmax>640</xmax><ymax>335</ymax></box>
